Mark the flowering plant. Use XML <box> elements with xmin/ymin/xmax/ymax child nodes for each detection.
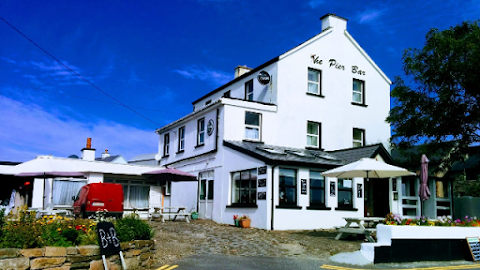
<box><xmin>384</xmin><ymin>213</ymin><xmax>480</xmax><ymax>227</ymax></box>
<box><xmin>238</xmin><ymin>214</ymin><xmax>249</xmax><ymax>220</ymax></box>
<box><xmin>233</xmin><ymin>215</ymin><xmax>239</xmax><ymax>220</ymax></box>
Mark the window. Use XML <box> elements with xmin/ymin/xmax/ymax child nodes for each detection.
<box><xmin>163</xmin><ymin>133</ymin><xmax>170</xmax><ymax>156</ymax></box>
<box><xmin>105</xmin><ymin>179</ymin><xmax>154</xmax><ymax>209</ymax></box>
<box><xmin>245</xmin><ymin>80</ymin><xmax>253</xmax><ymax>101</ymax></box>
<box><xmin>53</xmin><ymin>180</ymin><xmax>86</xmax><ymax>205</ymax></box>
<box><xmin>223</xmin><ymin>90</ymin><xmax>231</xmax><ymax>98</ymax></box>
<box><xmin>353</xmin><ymin>128</ymin><xmax>365</xmax><ymax>148</ymax></box>
<box><xmin>307</xmin><ymin>68</ymin><xmax>321</xmax><ymax>95</ymax></box>
<box><xmin>231</xmin><ymin>169</ymin><xmax>257</xmax><ymax>205</ymax></box>
<box><xmin>197</xmin><ymin>118</ymin><xmax>205</xmax><ymax>146</ymax></box>
<box><xmin>245</xmin><ymin>112</ymin><xmax>261</xmax><ymax>141</ymax></box>
<box><xmin>279</xmin><ymin>168</ymin><xmax>297</xmax><ymax>205</ymax></box>
<box><xmin>205</xmin><ymin>100</ymin><xmax>211</xmax><ymax>106</ymax></box>
<box><xmin>178</xmin><ymin>127</ymin><xmax>185</xmax><ymax>152</ymax></box>
<box><xmin>352</xmin><ymin>79</ymin><xmax>365</xmax><ymax>104</ymax></box>
<box><xmin>307</xmin><ymin>121</ymin><xmax>321</xmax><ymax>148</ymax></box>
<box><xmin>338</xmin><ymin>178</ymin><xmax>353</xmax><ymax>208</ymax></box>
<box><xmin>309</xmin><ymin>171</ymin><xmax>325</xmax><ymax>207</ymax></box>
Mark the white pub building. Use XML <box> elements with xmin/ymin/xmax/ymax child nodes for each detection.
<box><xmin>156</xmin><ymin>14</ymin><xmax>394</xmax><ymax>230</ymax></box>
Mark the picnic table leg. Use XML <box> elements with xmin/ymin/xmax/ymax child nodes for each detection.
<box><xmin>335</xmin><ymin>221</ymin><xmax>353</xmax><ymax>240</ymax></box>
<box><xmin>359</xmin><ymin>222</ymin><xmax>376</xmax><ymax>242</ymax></box>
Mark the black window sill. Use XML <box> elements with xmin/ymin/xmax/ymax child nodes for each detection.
<box><xmin>195</xmin><ymin>144</ymin><xmax>204</xmax><ymax>148</ymax></box>
<box><xmin>306</xmin><ymin>92</ymin><xmax>325</xmax><ymax>98</ymax></box>
<box><xmin>162</xmin><ymin>155</ymin><xmax>169</xmax><ymax>158</ymax></box>
<box><xmin>242</xmin><ymin>139</ymin><xmax>264</xmax><ymax>144</ymax></box>
<box><xmin>276</xmin><ymin>205</ymin><xmax>302</xmax><ymax>210</ymax></box>
<box><xmin>176</xmin><ymin>150</ymin><xmax>185</xmax><ymax>154</ymax></box>
<box><xmin>335</xmin><ymin>207</ymin><xmax>358</xmax><ymax>211</ymax></box>
<box><xmin>226</xmin><ymin>204</ymin><xmax>258</xmax><ymax>208</ymax></box>
<box><xmin>307</xmin><ymin>206</ymin><xmax>331</xmax><ymax>211</ymax></box>
<box><xmin>305</xmin><ymin>146</ymin><xmax>324</xmax><ymax>151</ymax></box>
<box><xmin>351</xmin><ymin>102</ymin><xmax>368</xmax><ymax>107</ymax></box>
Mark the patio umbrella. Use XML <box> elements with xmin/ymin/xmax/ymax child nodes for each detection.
<box><xmin>322</xmin><ymin>158</ymin><xmax>415</xmax><ymax>180</ymax></box>
<box><xmin>142</xmin><ymin>168</ymin><xmax>197</xmax><ymax>181</ymax></box>
<box><xmin>419</xmin><ymin>154</ymin><xmax>430</xmax><ymax>216</ymax></box>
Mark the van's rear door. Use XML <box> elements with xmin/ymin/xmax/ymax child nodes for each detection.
<box><xmin>87</xmin><ymin>183</ymin><xmax>107</xmax><ymax>212</ymax></box>
<box><xmin>105</xmin><ymin>184</ymin><xmax>124</xmax><ymax>213</ymax></box>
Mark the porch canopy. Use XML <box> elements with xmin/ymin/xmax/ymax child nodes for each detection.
<box><xmin>142</xmin><ymin>168</ymin><xmax>197</xmax><ymax>182</ymax></box>
<box><xmin>322</xmin><ymin>158</ymin><xmax>415</xmax><ymax>179</ymax></box>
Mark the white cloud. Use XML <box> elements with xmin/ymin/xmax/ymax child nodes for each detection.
<box><xmin>173</xmin><ymin>65</ymin><xmax>233</xmax><ymax>86</ymax></box>
<box><xmin>0</xmin><ymin>95</ymin><xmax>157</xmax><ymax>162</ymax></box>
<box><xmin>308</xmin><ymin>0</ymin><xmax>324</xmax><ymax>9</ymax></box>
<box><xmin>358</xmin><ymin>9</ymin><xmax>386</xmax><ymax>24</ymax></box>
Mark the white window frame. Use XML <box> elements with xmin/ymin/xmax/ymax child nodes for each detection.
<box><xmin>307</xmin><ymin>68</ymin><xmax>321</xmax><ymax>95</ymax></box>
<box><xmin>178</xmin><ymin>126</ymin><xmax>185</xmax><ymax>152</ymax></box>
<box><xmin>353</xmin><ymin>128</ymin><xmax>364</xmax><ymax>148</ymax></box>
<box><xmin>163</xmin><ymin>133</ymin><xmax>170</xmax><ymax>156</ymax></box>
<box><xmin>197</xmin><ymin>118</ymin><xmax>205</xmax><ymax>146</ymax></box>
<box><xmin>306</xmin><ymin>121</ymin><xmax>320</xmax><ymax>148</ymax></box>
<box><xmin>353</xmin><ymin>79</ymin><xmax>364</xmax><ymax>104</ymax></box>
<box><xmin>244</xmin><ymin>111</ymin><xmax>261</xmax><ymax>141</ymax></box>
<box><xmin>245</xmin><ymin>80</ymin><xmax>254</xmax><ymax>101</ymax></box>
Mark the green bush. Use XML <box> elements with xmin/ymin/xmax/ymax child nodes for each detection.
<box><xmin>114</xmin><ymin>214</ymin><xmax>154</xmax><ymax>242</ymax></box>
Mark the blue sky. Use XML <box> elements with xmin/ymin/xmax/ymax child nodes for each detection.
<box><xmin>0</xmin><ymin>0</ymin><xmax>478</xmax><ymax>162</ymax></box>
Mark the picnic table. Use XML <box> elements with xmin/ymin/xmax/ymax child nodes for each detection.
<box><xmin>150</xmin><ymin>206</ymin><xmax>190</xmax><ymax>223</ymax></box>
<box><xmin>335</xmin><ymin>217</ymin><xmax>384</xmax><ymax>242</ymax></box>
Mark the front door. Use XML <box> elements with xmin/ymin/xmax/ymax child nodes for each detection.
<box><xmin>199</xmin><ymin>171</ymin><xmax>214</xmax><ymax>220</ymax></box>
<box><xmin>364</xmin><ymin>178</ymin><xmax>390</xmax><ymax>217</ymax></box>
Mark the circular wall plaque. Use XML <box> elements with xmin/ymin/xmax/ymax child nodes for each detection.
<box><xmin>207</xmin><ymin>119</ymin><xmax>214</xmax><ymax>136</ymax></box>
<box><xmin>257</xmin><ymin>71</ymin><xmax>271</xmax><ymax>85</ymax></box>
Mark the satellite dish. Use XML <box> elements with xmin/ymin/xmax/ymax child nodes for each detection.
<box><xmin>68</xmin><ymin>155</ymin><xmax>79</xmax><ymax>159</ymax></box>
<box><xmin>155</xmin><ymin>154</ymin><xmax>161</xmax><ymax>161</ymax></box>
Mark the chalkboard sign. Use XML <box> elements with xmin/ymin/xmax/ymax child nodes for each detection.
<box><xmin>301</xmin><ymin>179</ymin><xmax>307</xmax><ymax>195</ymax></box>
<box><xmin>258</xmin><ymin>191</ymin><xmax>266</xmax><ymax>200</ymax></box>
<box><xmin>357</xmin><ymin>183</ymin><xmax>362</xmax><ymax>198</ymax></box>
<box><xmin>330</xmin><ymin>181</ymin><xmax>336</xmax><ymax>196</ymax></box>
<box><xmin>97</xmin><ymin>222</ymin><xmax>121</xmax><ymax>255</ymax></box>
<box><xmin>466</xmin><ymin>237</ymin><xmax>480</xmax><ymax>261</ymax></box>
<box><xmin>258</xmin><ymin>166</ymin><xmax>267</xmax><ymax>175</ymax></box>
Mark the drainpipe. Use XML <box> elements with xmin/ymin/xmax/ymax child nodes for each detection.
<box><xmin>270</xmin><ymin>164</ymin><xmax>277</xmax><ymax>230</ymax></box>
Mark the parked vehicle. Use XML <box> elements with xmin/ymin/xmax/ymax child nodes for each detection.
<box><xmin>72</xmin><ymin>183</ymin><xmax>124</xmax><ymax>218</ymax></box>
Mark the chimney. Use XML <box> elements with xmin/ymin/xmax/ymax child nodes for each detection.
<box><xmin>320</xmin><ymin>13</ymin><xmax>347</xmax><ymax>31</ymax></box>
<box><xmin>81</xmin><ymin>137</ymin><xmax>96</xmax><ymax>161</ymax></box>
<box><xmin>234</xmin><ymin>65</ymin><xmax>252</xmax><ymax>78</ymax></box>
<box><xmin>101</xmin><ymin>149</ymin><xmax>110</xmax><ymax>159</ymax></box>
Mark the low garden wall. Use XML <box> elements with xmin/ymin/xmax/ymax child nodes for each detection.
<box><xmin>361</xmin><ymin>224</ymin><xmax>480</xmax><ymax>263</ymax></box>
<box><xmin>0</xmin><ymin>240</ymin><xmax>155</xmax><ymax>270</ymax></box>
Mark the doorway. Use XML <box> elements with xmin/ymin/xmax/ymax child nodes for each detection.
<box><xmin>198</xmin><ymin>171</ymin><xmax>214</xmax><ymax>220</ymax></box>
<box><xmin>364</xmin><ymin>178</ymin><xmax>390</xmax><ymax>217</ymax></box>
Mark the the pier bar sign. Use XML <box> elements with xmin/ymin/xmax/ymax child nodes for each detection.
<box><xmin>257</xmin><ymin>71</ymin><xmax>271</xmax><ymax>85</ymax></box>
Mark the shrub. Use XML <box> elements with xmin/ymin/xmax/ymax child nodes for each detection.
<box><xmin>114</xmin><ymin>214</ymin><xmax>154</xmax><ymax>242</ymax></box>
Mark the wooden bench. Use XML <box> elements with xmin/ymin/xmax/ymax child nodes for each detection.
<box><xmin>150</xmin><ymin>207</ymin><xmax>190</xmax><ymax>223</ymax></box>
<box><xmin>335</xmin><ymin>217</ymin><xmax>383</xmax><ymax>242</ymax></box>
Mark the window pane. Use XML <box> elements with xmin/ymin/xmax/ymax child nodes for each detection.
<box><xmin>207</xmin><ymin>180</ymin><xmax>214</xmax><ymax>200</ymax></box>
<box><xmin>199</xmin><ymin>133</ymin><xmax>204</xmax><ymax>144</ymax></box>
<box><xmin>245</xmin><ymin>112</ymin><xmax>260</xmax><ymax>126</ymax></box>
<box><xmin>353</xmin><ymin>141</ymin><xmax>362</xmax><ymax>148</ymax></box>
<box><xmin>353</xmin><ymin>129</ymin><xmax>363</xmax><ymax>140</ymax></box>
<box><xmin>310</xmin><ymin>189</ymin><xmax>325</xmax><ymax>205</ymax></box>
<box><xmin>285</xmin><ymin>187</ymin><xmax>296</xmax><ymax>203</ymax></box>
<box><xmin>308</xmin><ymin>69</ymin><xmax>319</xmax><ymax>82</ymax></box>
<box><xmin>129</xmin><ymin>186</ymin><xmax>150</xmax><ymax>208</ymax></box>
<box><xmin>53</xmin><ymin>180</ymin><xmax>86</xmax><ymax>205</ymax></box>
<box><xmin>200</xmin><ymin>180</ymin><xmax>206</xmax><ymax>200</ymax></box>
<box><xmin>307</xmin><ymin>122</ymin><xmax>318</xmax><ymax>135</ymax></box>
<box><xmin>353</xmin><ymin>80</ymin><xmax>362</xmax><ymax>91</ymax></box>
<box><xmin>338</xmin><ymin>190</ymin><xmax>352</xmax><ymax>207</ymax></box>
<box><xmin>307</xmin><ymin>136</ymin><xmax>318</xmax><ymax>147</ymax></box>
<box><xmin>353</xmin><ymin>92</ymin><xmax>362</xmax><ymax>103</ymax></box>
<box><xmin>310</xmin><ymin>179</ymin><xmax>324</xmax><ymax>188</ymax></box>
<box><xmin>307</xmin><ymin>83</ymin><xmax>319</xmax><ymax>94</ymax></box>
<box><xmin>245</xmin><ymin>127</ymin><xmax>259</xmax><ymax>139</ymax></box>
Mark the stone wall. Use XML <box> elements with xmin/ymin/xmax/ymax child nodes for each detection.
<box><xmin>0</xmin><ymin>240</ymin><xmax>155</xmax><ymax>270</ymax></box>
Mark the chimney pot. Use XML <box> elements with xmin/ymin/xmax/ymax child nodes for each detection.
<box><xmin>86</xmin><ymin>138</ymin><xmax>92</xmax><ymax>149</ymax></box>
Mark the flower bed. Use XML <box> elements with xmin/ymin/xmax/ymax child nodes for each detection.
<box><xmin>383</xmin><ymin>212</ymin><xmax>480</xmax><ymax>227</ymax></box>
<box><xmin>0</xmin><ymin>206</ymin><xmax>154</xmax><ymax>249</ymax></box>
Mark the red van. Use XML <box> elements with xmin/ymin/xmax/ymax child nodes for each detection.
<box><xmin>72</xmin><ymin>183</ymin><xmax>124</xmax><ymax>218</ymax></box>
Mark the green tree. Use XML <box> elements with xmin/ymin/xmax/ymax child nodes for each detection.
<box><xmin>387</xmin><ymin>21</ymin><xmax>480</xmax><ymax>169</ymax></box>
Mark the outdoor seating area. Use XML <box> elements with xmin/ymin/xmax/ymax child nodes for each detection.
<box><xmin>149</xmin><ymin>206</ymin><xmax>190</xmax><ymax>223</ymax></box>
<box><xmin>335</xmin><ymin>217</ymin><xmax>384</xmax><ymax>242</ymax></box>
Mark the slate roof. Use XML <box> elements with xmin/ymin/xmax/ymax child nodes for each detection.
<box><xmin>223</xmin><ymin>140</ymin><xmax>347</xmax><ymax>168</ymax></box>
<box><xmin>129</xmin><ymin>153</ymin><xmax>156</xmax><ymax>162</ymax></box>
<box><xmin>95</xmin><ymin>155</ymin><xmax>121</xmax><ymax>162</ymax></box>
<box><xmin>327</xmin><ymin>143</ymin><xmax>393</xmax><ymax>164</ymax></box>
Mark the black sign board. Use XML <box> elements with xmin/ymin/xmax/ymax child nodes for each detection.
<box><xmin>97</xmin><ymin>222</ymin><xmax>121</xmax><ymax>255</ymax></box>
<box><xmin>258</xmin><ymin>179</ymin><xmax>266</xmax><ymax>188</ymax></box>
<box><xmin>258</xmin><ymin>192</ymin><xmax>266</xmax><ymax>200</ymax></box>
<box><xmin>301</xmin><ymin>179</ymin><xmax>307</xmax><ymax>195</ymax></box>
<box><xmin>330</xmin><ymin>181</ymin><xmax>336</xmax><ymax>196</ymax></box>
<box><xmin>467</xmin><ymin>237</ymin><xmax>480</xmax><ymax>261</ymax></box>
<box><xmin>258</xmin><ymin>166</ymin><xmax>267</xmax><ymax>175</ymax></box>
<box><xmin>257</xmin><ymin>71</ymin><xmax>271</xmax><ymax>85</ymax></box>
<box><xmin>357</xmin><ymin>183</ymin><xmax>362</xmax><ymax>198</ymax></box>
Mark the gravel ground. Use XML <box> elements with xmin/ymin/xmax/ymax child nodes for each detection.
<box><xmin>148</xmin><ymin>219</ymin><xmax>363</xmax><ymax>267</ymax></box>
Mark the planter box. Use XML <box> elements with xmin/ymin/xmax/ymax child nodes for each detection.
<box><xmin>361</xmin><ymin>224</ymin><xmax>480</xmax><ymax>263</ymax></box>
<box><xmin>239</xmin><ymin>219</ymin><xmax>251</xmax><ymax>228</ymax></box>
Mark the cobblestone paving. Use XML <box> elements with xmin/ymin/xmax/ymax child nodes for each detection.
<box><xmin>148</xmin><ymin>219</ymin><xmax>362</xmax><ymax>267</ymax></box>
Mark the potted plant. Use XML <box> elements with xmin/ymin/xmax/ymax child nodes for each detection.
<box><xmin>238</xmin><ymin>214</ymin><xmax>250</xmax><ymax>228</ymax></box>
<box><xmin>233</xmin><ymin>215</ymin><xmax>239</xmax><ymax>227</ymax></box>
<box><xmin>191</xmin><ymin>211</ymin><xmax>199</xmax><ymax>220</ymax></box>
